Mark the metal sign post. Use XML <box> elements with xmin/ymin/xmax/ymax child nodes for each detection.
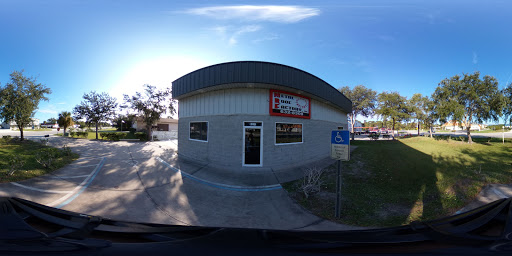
<box><xmin>331</xmin><ymin>130</ymin><xmax>350</xmax><ymax>218</ymax></box>
<box><xmin>335</xmin><ymin>160</ymin><xmax>342</xmax><ymax>218</ymax></box>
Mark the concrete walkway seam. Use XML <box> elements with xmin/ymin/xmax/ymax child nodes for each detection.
<box><xmin>50</xmin><ymin>175</ymin><xmax>90</xmax><ymax>179</ymax></box>
<box><xmin>155</xmin><ymin>157</ymin><xmax>282</xmax><ymax>192</ymax></box>
<box><xmin>134</xmin><ymin>164</ymin><xmax>191</xmax><ymax>226</ymax></box>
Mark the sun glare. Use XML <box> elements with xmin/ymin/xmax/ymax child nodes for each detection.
<box><xmin>109</xmin><ymin>56</ymin><xmax>210</xmax><ymax>105</ymax></box>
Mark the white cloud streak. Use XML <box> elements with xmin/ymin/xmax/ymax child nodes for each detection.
<box><xmin>252</xmin><ymin>34</ymin><xmax>279</xmax><ymax>43</ymax></box>
<box><xmin>185</xmin><ymin>5</ymin><xmax>320</xmax><ymax>23</ymax></box>
<box><xmin>38</xmin><ymin>109</ymin><xmax>58</xmax><ymax>114</ymax></box>
<box><xmin>472</xmin><ymin>51</ymin><xmax>478</xmax><ymax>64</ymax></box>
<box><xmin>228</xmin><ymin>25</ymin><xmax>261</xmax><ymax>45</ymax></box>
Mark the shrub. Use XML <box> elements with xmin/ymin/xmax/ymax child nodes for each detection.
<box><xmin>8</xmin><ymin>154</ymin><xmax>25</xmax><ymax>176</ymax></box>
<box><xmin>134</xmin><ymin>132</ymin><xmax>147</xmax><ymax>141</ymax></box>
<box><xmin>75</xmin><ymin>131</ymin><xmax>88</xmax><ymax>138</ymax></box>
<box><xmin>40</xmin><ymin>138</ymin><xmax>49</xmax><ymax>146</ymax></box>
<box><xmin>1</xmin><ymin>135</ymin><xmax>12</xmax><ymax>143</ymax></box>
<box><xmin>35</xmin><ymin>148</ymin><xmax>61</xmax><ymax>169</ymax></box>
<box><xmin>369</xmin><ymin>133</ymin><xmax>380</xmax><ymax>140</ymax></box>
<box><xmin>129</xmin><ymin>128</ymin><xmax>136</xmax><ymax>134</ymax></box>
<box><xmin>300</xmin><ymin>167</ymin><xmax>325</xmax><ymax>198</ymax></box>
<box><xmin>100</xmin><ymin>132</ymin><xmax>127</xmax><ymax>141</ymax></box>
<box><xmin>61</xmin><ymin>145</ymin><xmax>73</xmax><ymax>156</ymax></box>
<box><xmin>116</xmin><ymin>132</ymin><xmax>127</xmax><ymax>140</ymax></box>
<box><xmin>70</xmin><ymin>131</ymin><xmax>76</xmax><ymax>137</ymax></box>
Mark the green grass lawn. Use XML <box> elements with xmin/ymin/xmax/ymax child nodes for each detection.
<box><xmin>283</xmin><ymin>137</ymin><xmax>512</xmax><ymax>227</ymax></box>
<box><xmin>0</xmin><ymin>139</ymin><xmax>79</xmax><ymax>183</ymax></box>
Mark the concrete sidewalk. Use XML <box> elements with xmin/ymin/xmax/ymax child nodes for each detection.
<box><xmin>456</xmin><ymin>184</ymin><xmax>512</xmax><ymax>214</ymax></box>
<box><xmin>163</xmin><ymin>146</ymin><xmax>359</xmax><ymax>188</ymax></box>
<box><xmin>166</xmin><ymin>155</ymin><xmax>338</xmax><ymax>188</ymax></box>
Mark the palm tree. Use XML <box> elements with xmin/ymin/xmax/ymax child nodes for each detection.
<box><xmin>57</xmin><ymin>111</ymin><xmax>74</xmax><ymax>135</ymax></box>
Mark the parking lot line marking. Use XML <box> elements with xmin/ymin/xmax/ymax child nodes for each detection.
<box><xmin>48</xmin><ymin>157</ymin><xmax>106</xmax><ymax>208</ymax></box>
<box><xmin>10</xmin><ymin>182</ymin><xmax>73</xmax><ymax>194</ymax></box>
<box><xmin>50</xmin><ymin>174</ymin><xmax>90</xmax><ymax>179</ymax></box>
<box><xmin>155</xmin><ymin>157</ymin><xmax>282</xmax><ymax>192</ymax></box>
<box><xmin>491</xmin><ymin>186</ymin><xmax>508</xmax><ymax>199</ymax></box>
<box><xmin>74</xmin><ymin>156</ymin><xmax>107</xmax><ymax>160</ymax></box>
<box><xmin>67</xmin><ymin>164</ymin><xmax>100</xmax><ymax>168</ymax></box>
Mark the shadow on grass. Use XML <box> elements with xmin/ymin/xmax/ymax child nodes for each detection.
<box><xmin>293</xmin><ymin>137</ymin><xmax>512</xmax><ymax>228</ymax></box>
<box><xmin>338</xmin><ymin>140</ymin><xmax>444</xmax><ymax>227</ymax></box>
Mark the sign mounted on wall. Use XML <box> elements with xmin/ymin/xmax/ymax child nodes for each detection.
<box><xmin>269</xmin><ymin>89</ymin><xmax>311</xmax><ymax>119</ymax></box>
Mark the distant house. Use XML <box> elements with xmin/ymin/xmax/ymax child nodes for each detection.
<box><xmin>441</xmin><ymin>121</ymin><xmax>486</xmax><ymax>131</ymax></box>
<box><xmin>132</xmin><ymin>117</ymin><xmax>178</xmax><ymax>140</ymax></box>
<box><xmin>348</xmin><ymin>118</ymin><xmax>363</xmax><ymax>132</ymax></box>
<box><xmin>1</xmin><ymin>119</ymin><xmax>40</xmax><ymax>130</ymax></box>
<box><xmin>132</xmin><ymin>117</ymin><xmax>178</xmax><ymax>131</ymax></box>
<box><xmin>40</xmin><ymin>123</ymin><xmax>59</xmax><ymax>129</ymax></box>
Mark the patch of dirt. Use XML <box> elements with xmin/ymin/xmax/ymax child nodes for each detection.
<box><xmin>444</xmin><ymin>187</ymin><xmax>456</xmax><ymax>196</ymax></box>
<box><xmin>345</xmin><ymin>158</ymin><xmax>372</xmax><ymax>178</ymax></box>
<box><xmin>315</xmin><ymin>190</ymin><xmax>336</xmax><ymax>202</ymax></box>
<box><xmin>375</xmin><ymin>203</ymin><xmax>411</xmax><ymax>220</ymax></box>
<box><xmin>453</xmin><ymin>178</ymin><xmax>475</xmax><ymax>196</ymax></box>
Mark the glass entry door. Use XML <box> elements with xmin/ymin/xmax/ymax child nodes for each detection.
<box><xmin>243</xmin><ymin>122</ymin><xmax>262</xmax><ymax>166</ymax></box>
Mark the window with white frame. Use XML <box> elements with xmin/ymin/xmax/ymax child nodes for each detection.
<box><xmin>275</xmin><ymin>123</ymin><xmax>302</xmax><ymax>144</ymax></box>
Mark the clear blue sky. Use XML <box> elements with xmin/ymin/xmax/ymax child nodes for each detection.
<box><xmin>1</xmin><ymin>0</ymin><xmax>511</xmax><ymax>123</ymax></box>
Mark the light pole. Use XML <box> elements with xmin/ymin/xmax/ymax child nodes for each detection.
<box><xmin>121</xmin><ymin>120</ymin><xmax>125</xmax><ymax>132</ymax></box>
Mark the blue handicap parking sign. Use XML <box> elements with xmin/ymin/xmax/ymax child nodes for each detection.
<box><xmin>331</xmin><ymin>130</ymin><xmax>350</xmax><ymax>145</ymax></box>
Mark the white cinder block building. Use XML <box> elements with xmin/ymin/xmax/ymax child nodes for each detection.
<box><xmin>172</xmin><ymin>61</ymin><xmax>352</xmax><ymax>169</ymax></box>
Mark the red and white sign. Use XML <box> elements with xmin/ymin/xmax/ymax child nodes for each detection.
<box><xmin>269</xmin><ymin>89</ymin><xmax>311</xmax><ymax>119</ymax></box>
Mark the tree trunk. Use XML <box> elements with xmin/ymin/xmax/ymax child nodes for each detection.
<box><xmin>429</xmin><ymin>123</ymin><xmax>433</xmax><ymax>138</ymax></box>
<box><xmin>95</xmin><ymin>122</ymin><xmax>99</xmax><ymax>140</ymax></box>
<box><xmin>146</xmin><ymin>124</ymin><xmax>152</xmax><ymax>141</ymax></box>
<box><xmin>19</xmin><ymin>125</ymin><xmax>24</xmax><ymax>141</ymax></box>
<box><xmin>417</xmin><ymin>121</ymin><xmax>420</xmax><ymax>136</ymax></box>
<box><xmin>467</xmin><ymin>127</ymin><xmax>472</xmax><ymax>144</ymax></box>
<box><xmin>392</xmin><ymin>118</ymin><xmax>396</xmax><ymax>140</ymax></box>
<box><xmin>350</xmin><ymin>114</ymin><xmax>355</xmax><ymax>141</ymax></box>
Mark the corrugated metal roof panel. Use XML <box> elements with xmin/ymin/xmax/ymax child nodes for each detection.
<box><xmin>172</xmin><ymin>61</ymin><xmax>352</xmax><ymax>113</ymax></box>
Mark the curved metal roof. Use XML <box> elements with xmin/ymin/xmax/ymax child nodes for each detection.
<box><xmin>172</xmin><ymin>61</ymin><xmax>352</xmax><ymax>113</ymax></box>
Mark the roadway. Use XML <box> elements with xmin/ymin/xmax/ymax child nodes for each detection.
<box><xmin>353</xmin><ymin>129</ymin><xmax>512</xmax><ymax>140</ymax></box>
<box><xmin>433</xmin><ymin>130</ymin><xmax>512</xmax><ymax>139</ymax></box>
